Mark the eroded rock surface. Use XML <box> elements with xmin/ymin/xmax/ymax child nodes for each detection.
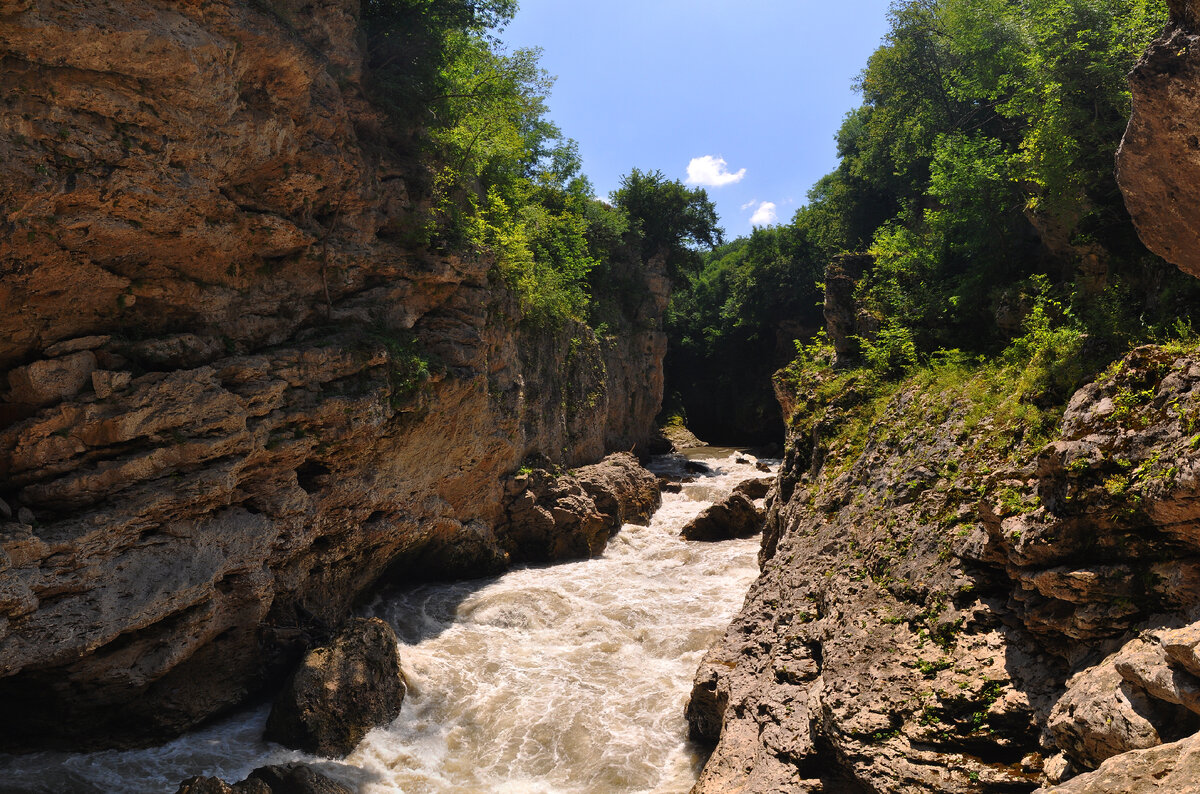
<box><xmin>0</xmin><ymin>0</ymin><xmax>668</xmax><ymax>750</ymax></box>
<box><xmin>690</xmin><ymin>345</ymin><xmax>1200</xmax><ymax>791</ymax></box>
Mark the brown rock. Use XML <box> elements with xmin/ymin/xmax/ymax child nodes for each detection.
<box><xmin>733</xmin><ymin>477</ymin><xmax>772</xmax><ymax>500</ymax></box>
<box><xmin>176</xmin><ymin>777</ymin><xmax>237</xmax><ymax>794</ymax></box>
<box><xmin>680</xmin><ymin>492</ymin><xmax>763</xmax><ymax>541</ymax></box>
<box><xmin>0</xmin><ymin>0</ymin><xmax>671</xmax><ymax>753</ymax></box>
<box><xmin>689</xmin><ymin>344</ymin><xmax>1200</xmax><ymax>791</ymax></box>
<box><xmin>264</xmin><ymin>618</ymin><xmax>406</xmax><ymax>758</ymax></box>
<box><xmin>1117</xmin><ymin>19</ymin><xmax>1200</xmax><ymax>278</ymax></box>
<box><xmin>7</xmin><ymin>351</ymin><xmax>97</xmax><ymax>406</ymax></box>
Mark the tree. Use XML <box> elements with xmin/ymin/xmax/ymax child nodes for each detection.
<box><xmin>611</xmin><ymin>169</ymin><xmax>722</xmax><ymax>282</ymax></box>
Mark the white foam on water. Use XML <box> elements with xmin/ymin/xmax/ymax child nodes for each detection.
<box><xmin>0</xmin><ymin>451</ymin><xmax>771</xmax><ymax>793</ymax></box>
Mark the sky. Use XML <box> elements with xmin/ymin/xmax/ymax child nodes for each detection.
<box><xmin>500</xmin><ymin>0</ymin><xmax>896</xmax><ymax>239</ymax></box>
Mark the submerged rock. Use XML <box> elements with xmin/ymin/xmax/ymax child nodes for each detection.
<box><xmin>264</xmin><ymin>618</ymin><xmax>406</xmax><ymax>758</ymax></box>
<box><xmin>177</xmin><ymin>763</ymin><xmax>351</xmax><ymax>794</ymax></box>
<box><xmin>680</xmin><ymin>492</ymin><xmax>763</xmax><ymax>541</ymax></box>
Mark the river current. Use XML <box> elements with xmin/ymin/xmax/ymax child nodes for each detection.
<box><xmin>1</xmin><ymin>450</ymin><xmax>769</xmax><ymax>793</ymax></box>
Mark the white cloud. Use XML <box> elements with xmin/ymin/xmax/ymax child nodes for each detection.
<box><xmin>750</xmin><ymin>201</ymin><xmax>778</xmax><ymax>226</ymax></box>
<box><xmin>686</xmin><ymin>155</ymin><xmax>746</xmax><ymax>188</ymax></box>
<box><xmin>740</xmin><ymin>199</ymin><xmax>758</xmax><ymax>211</ymax></box>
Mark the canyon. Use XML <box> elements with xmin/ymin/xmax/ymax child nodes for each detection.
<box><xmin>6</xmin><ymin>0</ymin><xmax>1200</xmax><ymax>792</ymax></box>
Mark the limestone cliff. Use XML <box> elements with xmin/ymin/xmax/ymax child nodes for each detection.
<box><xmin>0</xmin><ymin>0</ymin><xmax>667</xmax><ymax>750</ymax></box>
<box><xmin>689</xmin><ymin>345</ymin><xmax>1200</xmax><ymax>792</ymax></box>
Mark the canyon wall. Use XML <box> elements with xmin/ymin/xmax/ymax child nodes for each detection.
<box><xmin>1117</xmin><ymin>0</ymin><xmax>1200</xmax><ymax>279</ymax></box>
<box><xmin>690</xmin><ymin>343</ymin><xmax>1200</xmax><ymax>792</ymax></box>
<box><xmin>0</xmin><ymin>0</ymin><xmax>666</xmax><ymax>750</ymax></box>
<box><xmin>689</xmin><ymin>7</ymin><xmax>1200</xmax><ymax>788</ymax></box>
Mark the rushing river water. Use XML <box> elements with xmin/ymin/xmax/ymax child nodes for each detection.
<box><xmin>1</xmin><ymin>450</ymin><xmax>769</xmax><ymax>794</ymax></box>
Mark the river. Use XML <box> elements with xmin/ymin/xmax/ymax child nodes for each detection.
<box><xmin>0</xmin><ymin>450</ymin><xmax>769</xmax><ymax>793</ymax></box>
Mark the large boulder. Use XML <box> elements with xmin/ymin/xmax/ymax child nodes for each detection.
<box><xmin>264</xmin><ymin>618</ymin><xmax>406</xmax><ymax>758</ymax></box>
<box><xmin>733</xmin><ymin>477</ymin><xmax>772</xmax><ymax>500</ymax></box>
<box><xmin>499</xmin><ymin>452</ymin><xmax>661</xmax><ymax>561</ymax></box>
<box><xmin>680</xmin><ymin>492</ymin><xmax>764</xmax><ymax>542</ymax></box>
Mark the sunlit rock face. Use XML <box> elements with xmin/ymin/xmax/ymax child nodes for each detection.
<box><xmin>1117</xmin><ymin>0</ymin><xmax>1200</xmax><ymax>279</ymax></box>
<box><xmin>0</xmin><ymin>0</ymin><xmax>667</xmax><ymax>750</ymax></box>
<box><xmin>690</xmin><ymin>345</ymin><xmax>1200</xmax><ymax>792</ymax></box>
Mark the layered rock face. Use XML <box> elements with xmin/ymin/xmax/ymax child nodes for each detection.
<box><xmin>1117</xmin><ymin>0</ymin><xmax>1200</xmax><ymax>278</ymax></box>
<box><xmin>689</xmin><ymin>346</ymin><xmax>1200</xmax><ymax>791</ymax></box>
<box><xmin>0</xmin><ymin>1</ymin><xmax>667</xmax><ymax>750</ymax></box>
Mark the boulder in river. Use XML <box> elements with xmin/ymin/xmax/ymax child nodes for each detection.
<box><xmin>264</xmin><ymin>618</ymin><xmax>406</xmax><ymax>758</ymax></box>
<box><xmin>733</xmin><ymin>477</ymin><xmax>772</xmax><ymax>500</ymax></box>
<box><xmin>500</xmin><ymin>452</ymin><xmax>661</xmax><ymax>561</ymax></box>
<box><xmin>680</xmin><ymin>492</ymin><xmax>764</xmax><ymax>542</ymax></box>
<box><xmin>177</xmin><ymin>763</ymin><xmax>351</xmax><ymax>794</ymax></box>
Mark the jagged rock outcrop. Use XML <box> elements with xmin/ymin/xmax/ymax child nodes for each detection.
<box><xmin>689</xmin><ymin>344</ymin><xmax>1200</xmax><ymax>791</ymax></box>
<box><xmin>1117</xmin><ymin>0</ymin><xmax>1200</xmax><ymax>278</ymax></box>
<box><xmin>499</xmin><ymin>452</ymin><xmax>661</xmax><ymax>561</ymax></box>
<box><xmin>263</xmin><ymin>617</ymin><xmax>405</xmax><ymax>757</ymax></box>
<box><xmin>177</xmin><ymin>764</ymin><xmax>351</xmax><ymax>794</ymax></box>
<box><xmin>0</xmin><ymin>0</ymin><xmax>668</xmax><ymax>751</ymax></box>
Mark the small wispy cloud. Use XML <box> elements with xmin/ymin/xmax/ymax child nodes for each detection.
<box><xmin>749</xmin><ymin>201</ymin><xmax>778</xmax><ymax>226</ymax></box>
<box><xmin>686</xmin><ymin>155</ymin><xmax>746</xmax><ymax>188</ymax></box>
<box><xmin>740</xmin><ymin>199</ymin><xmax>758</xmax><ymax>211</ymax></box>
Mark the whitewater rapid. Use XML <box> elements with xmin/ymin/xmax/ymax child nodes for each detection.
<box><xmin>1</xmin><ymin>450</ymin><xmax>769</xmax><ymax>793</ymax></box>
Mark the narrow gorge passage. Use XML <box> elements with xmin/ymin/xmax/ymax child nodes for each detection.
<box><xmin>0</xmin><ymin>452</ymin><xmax>771</xmax><ymax>794</ymax></box>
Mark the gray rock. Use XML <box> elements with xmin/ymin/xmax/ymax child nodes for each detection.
<box><xmin>176</xmin><ymin>763</ymin><xmax>350</xmax><ymax>794</ymax></box>
<box><xmin>733</xmin><ymin>477</ymin><xmax>771</xmax><ymax>500</ymax></box>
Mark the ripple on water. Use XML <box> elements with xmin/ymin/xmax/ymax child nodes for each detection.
<box><xmin>0</xmin><ymin>451</ymin><xmax>773</xmax><ymax>794</ymax></box>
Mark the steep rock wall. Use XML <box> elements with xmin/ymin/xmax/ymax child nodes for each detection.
<box><xmin>0</xmin><ymin>0</ymin><xmax>667</xmax><ymax>750</ymax></box>
<box><xmin>1117</xmin><ymin>0</ymin><xmax>1200</xmax><ymax>278</ymax></box>
<box><xmin>689</xmin><ymin>347</ymin><xmax>1200</xmax><ymax>792</ymax></box>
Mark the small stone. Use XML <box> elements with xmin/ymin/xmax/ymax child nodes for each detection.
<box><xmin>733</xmin><ymin>477</ymin><xmax>771</xmax><ymax>500</ymax></box>
<box><xmin>16</xmin><ymin>507</ymin><xmax>34</xmax><ymax>525</ymax></box>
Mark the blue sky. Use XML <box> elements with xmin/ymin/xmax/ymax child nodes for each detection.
<box><xmin>500</xmin><ymin>1</ymin><xmax>895</xmax><ymax>238</ymax></box>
